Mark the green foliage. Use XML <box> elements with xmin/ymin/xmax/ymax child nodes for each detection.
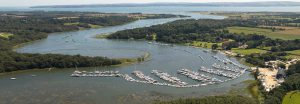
<box><xmin>245</xmin><ymin>52</ymin><xmax>288</xmax><ymax>67</ymax></box>
<box><xmin>211</xmin><ymin>44</ymin><xmax>218</xmax><ymax>50</ymax></box>
<box><xmin>0</xmin><ymin>33</ymin><xmax>13</xmax><ymax>39</ymax></box>
<box><xmin>282</xmin><ymin>90</ymin><xmax>300</xmax><ymax>104</ymax></box>
<box><xmin>231</xmin><ymin>48</ymin><xmax>267</xmax><ymax>55</ymax></box>
<box><xmin>154</xmin><ymin>95</ymin><xmax>257</xmax><ymax>104</ymax></box>
<box><xmin>0</xmin><ymin>52</ymin><xmax>121</xmax><ymax>72</ymax></box>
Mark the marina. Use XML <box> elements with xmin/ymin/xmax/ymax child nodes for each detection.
<box><xmin>178</xmin><ymin>69</ymin><xmax>222</xmax><ymax>83</ymax></box>
<box><xmin>212</xmin><ymin>63</ymin><xmax>242</xmax><ymax>73</ymax></box>
<box><xmin>69</xmin><ymin>66</ymin><xmax>246</xmax><ymax>88</ymax></box>
<box><xmin>151</xmin><ymin>70</ymin><xmax>188</xmax><ymax>86</ymax></box>
<box><xmin>132</xmin><ymin>71</ymin><xmax>157</xmax><ymax>83</ymax></box>
<box><xmin>199</xmin><ymin>66</ymin><xmax>239</xmax><ymax>79</ymax></box>
<box><xmin>70</xmin><ymin>70</ymin><xmax>121</xmax><ymax>77</ymax></box>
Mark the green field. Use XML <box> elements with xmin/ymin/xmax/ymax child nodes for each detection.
<box><xmin>232</xmin><ymin>48</ymin><xmax>267</xmax><ymax>55</ymax></box>
<box><xmin>88</xmin><ymin>24</ymin><xmax>102</xmax><ymax>28</ymax></box>
<box><xmin>282</xmin><ymin>90</ymin><xmax>300</xmax><ymax>104</ymax></box>
<box><xmin>227</xmin><ymin>26</ymin><xmax>300</xmax><ymax>40</ymax></box>
<box><xmin>63</xmin><ymin>22</ymin><xmax>80</xmax><ymax>26</ymax></box>
<box><xmin>286</xmin><ymin>50</ymin><xmax>300</xmax><ymax>55</ymax></box>
<box><xmin>95</xmin><ymin>34</ymin><xmax>110</xmax><ymax>39</ymax></box>
<box><xmin>64</xmin><ymin>22</ymin><xmax>102</xmax><ymax>28</ymax></box>
<box><xmin>0</xmin><ymin>33</ymin><xmax>13</xmax><ymax>38</ymax></box>
<box><xmin>188</xmin><ymin>41</ymin><xmax>222</xmax><ymax>49</ymax></box>
<box><xmin>285</xmin><ymin>50</ymin><xmax>300</xmax><ymax>59</ymax></box>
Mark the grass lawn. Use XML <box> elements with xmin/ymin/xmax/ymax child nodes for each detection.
<box><xmin>227</xmin><ymin>26</ymin><xmax>300</xmax><ymax>40</ymax></box>
<box><xmin>188</xmin><ymin>41</ymin><xmax>222</xmax><ymax>49</ymax></box>
<box><xmin>286</xmin><ymin>50</ymin><xmax>300</xmax><ymax>59</ymax></box>
<box><xmin>282</xmin><ymin>90</ymin><xmax>300</xmax><ymax>104</ymax></box>
<box><xmin>231</xmin><ymin>48</ymin><xmax>267</xmax><ymax>55</ymax></box>
<box><xmin>256</xmin><ymin>46</ymin><xmax>272</xmax><ymax>51</ymax></box>
<box><xmin>0</xmin><ymin>33</ymin><xmax>13</xmax><ymax>38</ymax></box>
<box><xmin>285</xmin><ymin>55</ymin><xmax>300</xmax><ymax>59</ymax></box>
<box><xmin>95</xmin><ymin>34</ymin><xmax>110</xmax><ymax>39</ymax></box>
<box><xmin>63</xmin><ymin>22</ymin><xmax>80</xmax><ymax>26</ymax></box>
<box><xmin>286</xmin><ymin>50</ymin><xmax>300</xmax><ymax>56</ymax></box>
<box><xmin>64</xmin><ymin>22</ymin><xmax>102</xmax><ymax>28</ymax></box>
<box><xmin>243</xmin><ymin>80</ymin><xmax>264</xmax><ymax>103</ymax></box>
<box><xmin>88</xmin><ymin>24</ymin><xmax>102</xmax><ymax>28</ymax></box>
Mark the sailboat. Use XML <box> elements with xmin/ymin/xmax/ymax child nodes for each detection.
<box><xmin>10</xmin><ymin>78</ymin><xmax>16</xmax><ymax>80</ymax></box>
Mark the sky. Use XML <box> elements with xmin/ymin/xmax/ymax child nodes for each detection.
<box><xmin>0</xmin><ymin>0</ymin><xmax>300</xmax><ymax>7</ymax></box>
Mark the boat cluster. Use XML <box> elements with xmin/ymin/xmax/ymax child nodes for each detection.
<box><xmin>212</xmin><ymin>63</ymin><xmax>242</xmax><ymax>73</ymax></box>
<box><xmin>148</xmin><ymin>41</ymin><xmax>172</xmax><ymax>46</ymax></box>
<box><xmin>70</xmin><ymin>70</ymin><xmax>121</xmax><ymax>77</ymax></box>
<box><xmin>151</xmin><ymin>70</ymin><xmax>187</xmax><ymax>86</ymax></box>
<box><xmin>70</xmin><ymin>63</ymin><xmax>246</xmax><ymax>88</ymax></box>
<box><xmin>128</xmin><ymin>70</ymin><xmax>219</xmax><ymax>88</ymax></box>
<box><xmin>199</xmin><ymin>67</ymin><xmax>238</xmax><ymax>79</ymax></box>
<box><xmin>212</xmin><ymin>56</ymin><xmax>246</xmax><ymax>69</ymax></box>
<box><xmin>121</xmin><ymin>74</ymin><xmax>137</xmax><ymax>82</ymax></box>
<box><xmin>132</xmin><ymin>71</ymin><xmax>157</xmax><ymax>83</ymax></box>
<box><xmin>178</xmin><ymin>69</ymin><xmax>222</xmax><ymax>83</ymax></box>
<box><xmin>213</xmin><ymin>56</ymin><xmax>230</xmax><ymax>64</ymax></box>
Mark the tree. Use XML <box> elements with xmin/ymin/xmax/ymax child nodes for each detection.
<box><xmin>212</xmin><ymin>44</ymin><xmax>218</xmax><ymax>50</ymax></box>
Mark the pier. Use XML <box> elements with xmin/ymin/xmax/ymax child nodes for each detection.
<box><xmin>132</xmin><ymin>71</ymin><xmax>157</xmax><ymax>83</ymax></box>
<box><xmin>152</xmin><ymin>70</ymin><xmax>187</xmax><ymax>86</ymax></box>
<box><xmin>70</xmin><ymin>70</ymin><xmax>121</xmax><ymax>77</ymax></box>
<box><xmin>199</xmin><ymin>67</ymin><xmax>238</xmax><ymax>79</ymax></box>
<box><xmin>178</xmin><ymin>69</ymin><xmax>222</xmax><ymax>83</ymax></box>
<box><xmin>212</xmin><ymin>63</ymin><xmax>242</xmax><ymax>73</ymax></box>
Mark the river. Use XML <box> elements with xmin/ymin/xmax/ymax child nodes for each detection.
<box><xmin>2</xmin><ymin>6</ymin><xmax>299</xmax><ymax>104</ymax></box>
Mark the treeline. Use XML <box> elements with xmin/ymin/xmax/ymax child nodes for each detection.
<box><xmin>108</xmin><ymin>19</ymin><xmax>259</xmax><ymax>43</ymax></box>
<box><xmin>269</xmin><ymin>39</ymin><xmax>300</xmax><ymax>52</ymax></box>
<box><xmin>261</xmin><ymin>61</ymin><xmax>300</xmax><ymax>104</ymax></box>
<box><xmin>0</xmin><ymin>52</ymin><xmax>121</xmax><ymax>72</ymax></box>
<box><xmin>108</xmin><ymin>19</ymin><xmax>274</xmax><ymax>50</ymax></box>
<box><xmin>0</xmin><ymin>11</ymin><xmax>147</xmax><ymax>73</ymax></box>
<box><xmin>154</xmin><ymin>95</ymin><xmax>257</xmax><ymax>104</ymax></box>
<box><xmin>245</xmin><ymin>52</ymin><xmax>288</xmax><ymax>67</ymax></box>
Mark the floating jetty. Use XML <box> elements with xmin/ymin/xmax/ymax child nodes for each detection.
<box><xmin>198</xmin><ymin>56</ymin><xmax>205</xmax><ymax>61</ymax></box>
<box><xmin>199</xmin><ymin>67</ymin><xmax>238</xmax><ymax>79</ymax></box>
<box><xmin>212</xmin><ymin>56</ymin><xmax>247</xmax><ymax>70</ymax></box>
<box><xmin>132</xmin><ymin>71</ymin><xmax>157</xmax><ymax>83</ymax></box>
<box><xmin>178</xmin><ymin>69</ymin><xmax>222</xmax><ymax>83</ymax></box>
<box><xmin>212</xmin><ymin>63</ymin><xmax>242</xmax><ymax>73</ymax></box>
<box><xmin>70</xmin><ymin>70</ymin><xmax>121</xmax><ymax>77</ymax></box>
<box><xmin>152</xmin><ymin>70</ymin><xmax>187</xmax><ymax>86</ymax></box>
<box><xmin>122</xmin><ymin>74</ymin><xmax>137</xmax><ymax>82</ymax></box>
